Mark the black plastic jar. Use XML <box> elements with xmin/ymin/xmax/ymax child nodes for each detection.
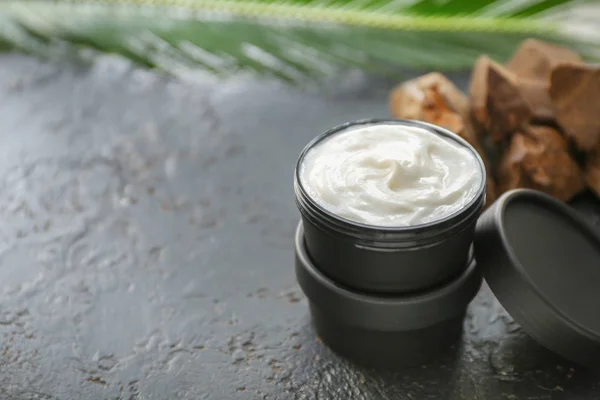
<box><xmin>295</xmin><ymin>222</ymin><xmax>482</xmax><ymax>368</ymax></box>
<box><xmin>294</xmin><ymin>119</ymin><xmax>486</xmax><ymax>293</ymax></box>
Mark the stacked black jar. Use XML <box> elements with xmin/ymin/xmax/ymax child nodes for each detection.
<box><xmin>293</xmin><ymin>119</ymin><xmax>487</xmax><ymax>368</ymax></box>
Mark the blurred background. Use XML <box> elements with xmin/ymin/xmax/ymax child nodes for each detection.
<box><xmin>1</xmin><ymin>1</ymin><xmax>600</xmax><ymax>400</ymax></box>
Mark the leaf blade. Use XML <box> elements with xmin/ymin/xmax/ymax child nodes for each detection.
<box><xmin>1</xmin><ymin>0</ymin><xmax>598</xmax><ymax>83</ymax></box>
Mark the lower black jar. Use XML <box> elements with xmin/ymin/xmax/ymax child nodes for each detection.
<box><xmin>295</xmin><ymin>221</ymin><xmax>482</xmax><ymax>368</ymax></box>
<box><xmin>294</xmin><ymin>119</ymin><xmax>486</xmax><ymax>293</ymax></box>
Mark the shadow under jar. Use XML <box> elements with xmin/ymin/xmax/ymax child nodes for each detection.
<box><xmin>294</xmin><ymin>119</ymin><xmax>486</xmax><ymax>293</ymax></box>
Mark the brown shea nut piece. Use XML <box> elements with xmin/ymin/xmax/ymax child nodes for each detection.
<box><xmin>518</xmin><ymin>78</ymin><xmax>555</xmax><ymax>123</ymax></box>
<box><xmin>550</xmin><ymin>64</ymin><xmax>600</xmax><ymax>151</ymax></box>
<box><xmin>390</xmin><ymin>72</ymin><xmax>469</xmax><ymax>116</ymax></box>
<box><xmin>389</xmin><ymin>73</ymin><xmax>484</xmax><ymax>153</ymax></box>
<box><xmin>498</xmin><ymin>126</ymin><xmax>584</xmax><ymax>201</ymax></box>
<box><xmin>506</xmin><ymin>39</ymin><xmax>583</xmax><ymax>81</ymax></box>
<box><xmin>585</xmin><ymin>146</ymin><xmax>600</xmax><ymax>197</ymax></box>
<box><xmin>470</xmin><ymin>56</ymin><xmax>531</xmax><ymax>142</ymax></box>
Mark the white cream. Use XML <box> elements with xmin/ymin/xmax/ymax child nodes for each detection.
<box><xmin>300</xmin><ymin>124</ymin><xmax>482</xmax><ymax>227</ymax></box>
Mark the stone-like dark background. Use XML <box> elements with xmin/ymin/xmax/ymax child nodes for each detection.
<box><xmin>0</xmin><ymin>53</ymin><xmax>599</xmax><ymax>399</ymax></box>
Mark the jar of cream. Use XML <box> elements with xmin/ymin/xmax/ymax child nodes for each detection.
<box><xmin>294</xmin><ymin>119</ymin><xmax>486</xmax><ymax>293</ymax></box>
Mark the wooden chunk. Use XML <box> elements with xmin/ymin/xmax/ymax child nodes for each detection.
<box><xmin>390</xmin><ymin>72</ymin><xmax>481</xmax><ymax>152</ymax></box>
<box><xmin>389</xmin><ymin>73</ymin><xmax>468</xmax><ymax>120</ymax></box>
<box><xmin>497</xmin><ymin>126</ymin><xmax>584</xmax><ymax>201</ymax></box>
<box><xmin>506</xmin><ymin>39</ymin><xmax>582</xmax><ymax>81</ymax></box>
<box><xmin>518</xmin><ymin>78</ymin><xmax>555</xmax><ymax>123</ymax></box>
<box><xmin>390</xmin><ymin>72</ymin><xmax>470</xmax><ymax>114</ymax></box>
<box><xmin>470</xmin><ymin>56</ymin><xmax>531</xmax><ymax>142</ymax></box>
<box><xmin>469</xmin><ymin>56</ymin><xmax>492</xmax><ymax>129</ymax></box>
<box><xmin>585</xmin><ymin>146</ymin><xmax>600</xmax><ymax>197</ymax></box>
<box><xmin>550</xmin><ymin>64</ymin><xmax>600</xmax><ymax>151</ymax></box>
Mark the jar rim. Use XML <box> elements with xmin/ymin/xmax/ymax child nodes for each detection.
<box><xmin>294</xmin><ymin>119</ymin><xmax>487</xmax><ymax>243</ymax></box>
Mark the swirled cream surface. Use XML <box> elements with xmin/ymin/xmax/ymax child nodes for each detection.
<box><xmin>300</xmin><ymin>124</ymin><xmax>482</xmax><ymax>227</ymax></box>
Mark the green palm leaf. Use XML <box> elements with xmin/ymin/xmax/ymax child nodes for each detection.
<box><xmin>0</xmin><ymin>0</ymin><xmax>598</xmax><ymax>82</ymax></box>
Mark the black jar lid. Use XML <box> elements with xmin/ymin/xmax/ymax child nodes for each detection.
<box><xmin>475</xmin><ymin>189</ymin><xmax>600</xmax><ymax>367</ymax></box>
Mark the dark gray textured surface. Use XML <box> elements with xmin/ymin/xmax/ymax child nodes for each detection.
<box><xmin>0</xmin><ymin>53</ymin><xmax>599</xmax><ymax>400</ymax></box>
